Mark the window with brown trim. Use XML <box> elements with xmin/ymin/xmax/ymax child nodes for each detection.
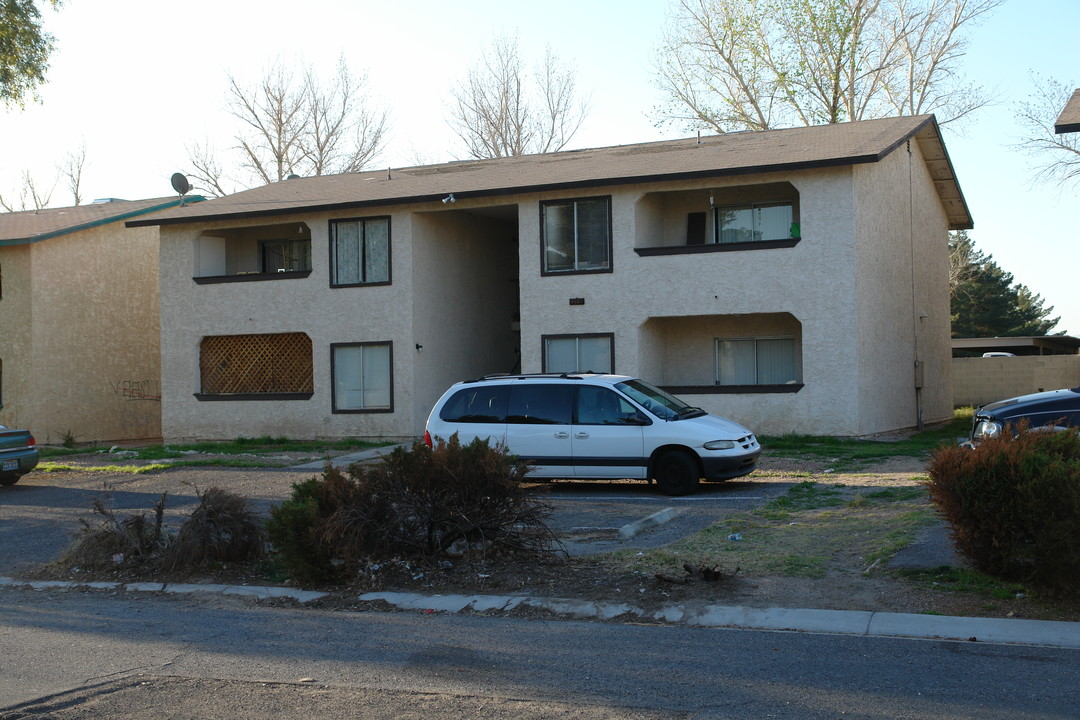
<box><xmin>542</xmin><ymin>333</ymin><xmax>614</xmax><ymax>373</ymax></box>
<box><xmin>198</xmin><ymin>332</ymin><xmax>313</xmax><ymax>399</ymax></box>
<box><xmin>541</xmin><ymin>197</ymin><xmax>612</xmax><ymax>274</ymax></box>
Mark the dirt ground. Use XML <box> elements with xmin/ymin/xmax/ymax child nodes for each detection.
<box><xmin>24</xmin><ymin>449</ymin><xmax>1080</xmax><ymax>623</ymax></box>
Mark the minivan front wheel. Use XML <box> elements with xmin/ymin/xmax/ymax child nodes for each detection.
<box><xmin>653</xmin><ymin>450</ymin><xmax>700</xmax><ymax>496</ymax></box>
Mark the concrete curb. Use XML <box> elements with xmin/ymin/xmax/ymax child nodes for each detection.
<box><xmin>0</xmin><ymin>576</ymin><xmax>328</xmax><ymax>604</ymax></box>
<box><xmin>4</xmin><ymin>575</ymin><xmax>1077</xmax><ymax>648</ymax></box>
<box><xmin>619</xmin><ymin>507</ymin><xmax>678</xmax><ymax>539</ymax></box>
<box><xmin>356</xmin><ymin>591</ymin><xmax>1080</xmax><ymax>649</ymax></box>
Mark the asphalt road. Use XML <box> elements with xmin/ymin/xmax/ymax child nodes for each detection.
<box><xmin>2</xmin><ymin>466</ymin><xmax>1078</xmax><ymax>718</ymax></box>
<box><xmin>2</xmin><ymin>585</ymin><xmax>1078</xmax><ymax>719</ymax></box>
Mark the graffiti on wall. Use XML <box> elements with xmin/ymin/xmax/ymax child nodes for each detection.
<box><xmin>107</xmin><ymin>378</ymin><xmax>161</xmax><ymax>401</ymax></box>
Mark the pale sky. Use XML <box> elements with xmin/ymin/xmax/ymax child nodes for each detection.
<box><xmin>2</xmin><ymin>0</ymin><xmax>1076</xmax><ymax>334</ymax></box>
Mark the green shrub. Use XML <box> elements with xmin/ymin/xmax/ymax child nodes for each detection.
<box><xmin>927</xmin><ymin>427</ymin><xmax>1080</xmax><ymax>592</ymax></box>
<box><xmin>265</xmin><ymin>435</ymin><xmax>558</xmax><ymax>584</ymax></box>
<box><xmin>265</xmin><ymin>471</ymin><xmax>353</xmax><ymax>583</ymax></box>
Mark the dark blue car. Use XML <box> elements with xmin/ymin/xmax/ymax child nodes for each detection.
<box><xmin>968</xmin><ymin>387</ymin><xmax>1080</xmax><ymax>444</ymax></box>
<box><xmin>0</xmin><ymin>425</ymin><xmax>39</xmax><ymax>486</ymax></box>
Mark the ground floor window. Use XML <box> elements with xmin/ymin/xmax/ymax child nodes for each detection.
<box><xmin>543</xmin><ymin>334</ymin><xmax>614</xmax><ymax>374</ymax></box>
<box><xmin>332</xmin><ymin>342</ymin><xmax>393</xmax><ymax>412</ymax></box>
<box><xmin>199</xmin><ymin>332</ymin><xmax>313</xmax><ymax>397</ymax></box>
<box><xmin>715</xmin><ymin>336</ymin><xmax>799</xmax><ymax>385</ymax></box>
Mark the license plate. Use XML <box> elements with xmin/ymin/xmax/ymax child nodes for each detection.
<box><xmin>2</xmin><ymin>459</ymin><xmax>16</xmax><ymax>471</ymax></box>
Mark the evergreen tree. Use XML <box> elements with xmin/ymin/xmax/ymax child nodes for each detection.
<box><xmin>949</xmin><ymin>231</ymin><xmax>1060</xmax><ymax>337</ymax></box>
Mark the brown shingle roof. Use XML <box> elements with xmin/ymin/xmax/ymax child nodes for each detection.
<box><xmin>1055</xmin><ymin>88</ymin><xmax>1080</xmax><ymax>133</ymax></box>
<box><xmin>0</xmin><ymin>197</ymin><xmax>198</xmax><ymax>245</ymax></box>
<box><xmin>128</xmin><ymin>115</ymin><xmax>972</xmax><ymax>230</ymax></box>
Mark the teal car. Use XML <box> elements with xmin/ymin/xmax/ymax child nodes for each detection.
<box><xmin>0</xmin><ymin>425</ymin><xmax>39</xmax><ymax>486</ymax></box>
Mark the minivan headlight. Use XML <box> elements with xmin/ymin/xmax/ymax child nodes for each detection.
<box><xmin>973</xmin><ymin>420</ymin><xmax>1002</xmax><ymax>440</ymax></box>
<box><xmin>704</xmin><ymin>440</ymin><xmax>736</xmax><ymax>450</ymax></box>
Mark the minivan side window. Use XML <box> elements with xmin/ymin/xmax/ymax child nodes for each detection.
<box><xmin>507</xmin><ymin>384</ymin><xmax>574</xmax><ymax>425</ymax></box>
<box><xmin>576</xmin><ymin>385</ymin><xmax>648</xmax><ymax>425</ymax></box>
<box><xmin>439</xmin><ymin>385</ymin><xmax>509</xmax><ymax>423</ymax></box>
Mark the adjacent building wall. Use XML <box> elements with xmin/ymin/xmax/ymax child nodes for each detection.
<box><xmin>0</xmin><ymin>245</ymin><xmax>33</xmax><ymax>429</ymax></box>
<box><xmin>953</xmin><ymin>355</ymin><xmax>1080</xmax><ymax>407</ymax></box>
<box><xmin>0</xmin><ymin>223</ymin><xmax>162</xmax><ymax>444</ymax></box>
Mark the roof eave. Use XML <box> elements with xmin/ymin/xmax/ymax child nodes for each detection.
<box><xmin>1</xmin><ymin>197</ymin><xmax>206</xmax><ymax>246</ymax></box>
<box><xmin>126</xmin><ymin>153</ymin><xmax>891</xmax><ymax>228</ymax></box>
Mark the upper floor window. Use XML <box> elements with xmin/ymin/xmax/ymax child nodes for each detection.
<box><xmin>261</xmin><ymin>239</ymin><xmax>312</xmax><ymax>273</ymax></box>
<box><xmin>714</xmin><ymin>202</ymin><xmax>796</xmax><ymax>244</ymax></box>
<box><xmin>542</xmin><ymin>197</ymin><xmax>611</xmax><ymax>274</ymax></box>
<box><xmin>331</xmin><ymin>217</ymin><xmax>390</xmax><ymax>287</ymax></box>
<box><xmin>193</xmin><ymin>222</ymin><xmax>311</xmax><ymax>284</ymax></box>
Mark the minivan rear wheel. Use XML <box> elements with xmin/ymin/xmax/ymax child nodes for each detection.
<box><xmin>653</xmin><ymin>450</ymin><xmax>700</xmax><ymax>496</ymax></box>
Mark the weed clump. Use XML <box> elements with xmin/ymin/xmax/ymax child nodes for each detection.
<box><xmin>266</xmin><ymin>435</ymin><xmax>560</xmax><ymax>584</ymax></box>
<box><xmin>52</xmin><ymin>485</ymin><xmax>264</xmax><ymax>578</ymax></box>
<box><xmin>58</xmin><ymin>490</ymin><xmax>169</xmax><ymax>573</ymax></box>
<box><xmin>927</xmin><ymin>426</ymin><xmax>1080</xmax><ymax>593</ymax></box>
<box><xmin>164</xmin><ymin>487</ymin><xmax>265</xmax><ymax>570</ymax></box>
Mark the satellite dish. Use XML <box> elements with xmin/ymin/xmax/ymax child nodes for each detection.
<box><xmin>170</xmin><ymin>172</ymin><xmax>191</xmax><ymax>195</ymax></box>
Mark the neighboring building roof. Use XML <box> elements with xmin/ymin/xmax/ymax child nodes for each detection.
<box><xmin>952</xmin><ymin>336</ymin><xmax>1080</xmax><ymax>356</ymax></box>
<box><xmin>0</xmin><ymin>196</ymin><xmax>203</xmax><ymax>246</ymax></box>
<box><xmin>128</xmin><ymin>115</ymin><xmax>973</xmax><ymax>231</ymax></box>
<box><xmin>1054</xmin><ymin>88</ymin><xmax>1080</xmax><ymax>133</ymax></box>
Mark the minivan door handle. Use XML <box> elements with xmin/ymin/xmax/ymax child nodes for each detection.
<box><xmin>573</xmin><ymin>432</ymin><xmax>590</xmax><ymax>439</ymax></box>
<box><xmin>554</xmin><ymin>431</ymin><xmax>570</xmax><ymax>439</ymax></box>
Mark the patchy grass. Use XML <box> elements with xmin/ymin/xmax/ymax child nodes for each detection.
<box><xmin>759</xmin><ymin>409</ymin><xmax>972</xmax><ymax>471</ymax></box>
<box><xmin>896</xmin><ymin>567</ymin><xmax>1031</xmax><ymax>602</ymax></box>
<box><xmin>36</xmin><ymin>436</ymin><xmax>395</xmax><ymax>473</ymax></box>
<box><xmin>38</xmin><ymin>462</ymin><xmax>179</xmax><ymax>475</ymax></box>
<box><xmin>603</xmin><ymin>481</ymin><xmax>936</xmax><ymax>581</ymax></box>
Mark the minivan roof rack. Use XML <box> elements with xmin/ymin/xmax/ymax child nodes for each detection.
<box><xmin>465</xmin><ymin>371</ymin><xmax>595</xmax><ymax>383</ymax></box>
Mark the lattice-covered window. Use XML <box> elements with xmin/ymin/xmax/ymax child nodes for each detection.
<box><xmin>199</xmin><ymin>333</ymin><xmax>313</xmax><ymax>395</ymax></box>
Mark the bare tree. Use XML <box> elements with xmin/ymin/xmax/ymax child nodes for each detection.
<box><xmin>448</xmin><ymin>35</ymin><xmax>589</xmax><ymax>159</ymax></box>
<box><xmin>58</xmin><ymin>143</ymin><xmax>86</xmax><ymax>206</ymax></box>
<box><xmin>186</xmin><ymin>56</ymin><xmax>389</xmax><ymax>195</ymax></box>
<box><xmin>0</xmin><ymin>169</ymin><xmax>53</xmax><ymax>211</ymax></box>
<box><xmin>655</xmin><ymin>0</ymin><xmax>1002</xmax><ymax>133</ymax></box>
<box><xmin>1013</xmin><ymin>74</ymin><xmax>1080</xmax><ymax>188</ymax></box>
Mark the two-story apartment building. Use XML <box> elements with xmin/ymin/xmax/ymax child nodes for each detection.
<box><xmin>130</xmin><ymin>115</ymin><xmax>971</xmax><ymax>441</ymax></box>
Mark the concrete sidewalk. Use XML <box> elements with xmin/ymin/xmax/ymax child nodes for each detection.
<box><xmin>3</xmin><ymin>576</ymin><xmax>1076</xmax><ymax>650</ymax></box>
<box><xmin>289</xmin><ymin>444</ymin><xmax>409</xmax><ymax>470</ymax></box>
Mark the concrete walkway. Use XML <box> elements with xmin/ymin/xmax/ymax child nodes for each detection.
<box><xmin>289</xmin><ymin>444</ymin><xmax>409</xmax><ymax>471</ymax></box>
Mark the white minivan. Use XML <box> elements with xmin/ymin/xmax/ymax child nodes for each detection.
<box><xmin>424</xmin><ymin>373</ymin><xmax>760</xmax><ymax>495</ymax></box>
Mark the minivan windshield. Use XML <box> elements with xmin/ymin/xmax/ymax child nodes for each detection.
<box><xmin>615</xmin><ymin>379</ymin><xmax>705</xmax><ymax>420</ymax></box>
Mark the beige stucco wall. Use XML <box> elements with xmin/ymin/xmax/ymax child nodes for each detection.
<box><xmin>0</xmin><ymin>223</ymin><xmax>162</xmax><ymax>444</ymax></box>
<box><xmin>0</xmin><ymin>245</ymin><xmax>33</xmax><ymax>428</ymax></box>
<box><xmin>516</xmin><ymin>168</ymin><xmax>865</xmax><ymax>435</ymax></box>
<box><xmin>161</xmin><ymin>199</ymin><xmax>523</xmax><ymax>441</ymax></box>
<box><xmin>953</xmin><ymin>355</ymin><xmax>1080</xmax><ymax>407</ymax></box>
<box><xmin>852</xmin><ymin>140</ymin><xmax>953</xmax><ymax>434</ymax></box>
<box><xmin>410</xmin><ymin>207</ymin><xmax>520</xmax><ymax>428</ymax></box>
<box><xmin>161</xmin><ymin>212</ymin><xmax>409</xmax><ymax>441</ymax></box>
